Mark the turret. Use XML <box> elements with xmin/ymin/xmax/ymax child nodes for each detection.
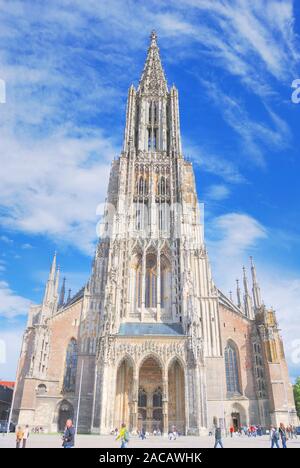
<box><xmin>59</xmin><ymin>277</ymin><xmax>66</xmax><ymax>307</ymax></box>
<box><xmin>243</xmin><ymin>266</ymin><xmax>254</xmax><ymax>319</ymax></box>
<box><xmin>236</xmin><ymin>279</ymin><xmax>242</xmax><ymax>309</ymax></box>
<box><xmin>250</xmin><ymin>256</ymin><xmax>262</xmax><ymax>310</ymax></box>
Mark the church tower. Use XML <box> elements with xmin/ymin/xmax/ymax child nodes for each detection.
<box><xmin>13</xmin><ymin>32</ymin><xmax>297</xmax><ymax>436</ymax></box>
<box><xmin>78</xmin><ymin>31</ymin><xmax>222</xmax><ymax>435</ymax></box>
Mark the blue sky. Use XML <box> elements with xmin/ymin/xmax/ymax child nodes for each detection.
<box><xmin>0</xmin><ymin>0</ymin><xmax>300</xmax><ymax>381</ymax></box>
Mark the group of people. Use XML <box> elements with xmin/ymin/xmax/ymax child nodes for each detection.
<box><xmin>270</xmin><ymin>423</ymin><xmax>297</xmax><ymax>448</ymax></box>
<box><xmin>213</xmin><ymin>422</ymin><xmax>298</xmax><ymax>448</ymax></box>
<box><xmin>15</xmin><ymin>419</ymin><xmax>75</xmax><ymax>449</ymax></box>
<box><xmin>229</xmin><ymin>424</ymin><xmax>263</xmax><ymax>437</ymax></box>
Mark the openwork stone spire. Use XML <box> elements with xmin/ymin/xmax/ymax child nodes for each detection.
<box><xmin>138</xmin><ymin>31</ymin><xmax>168</xmax><ymax>97</ymax></box>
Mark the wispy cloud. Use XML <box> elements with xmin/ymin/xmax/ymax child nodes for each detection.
<box><xmin>184</xmin><ymin>141</ymin><xmax>246</xmax><ymax>184</ymax></box>
<box><xmin>205</xmin><ymin>184</ymin><xmax>230</xmax><ymax>201</ymax></box>
<box><xmin>199</xmin><ymin>80</ymin><xmax>291</xmax><ymax>165</ymax></box>
<box><xmin>0</xmin><ymin>235</ymin><xmax>13</xmax><ymax>244</ymax></box>
<box><xmin>174</xmin><ymin>0</ymin><xmax>299</xmax><ymax>92</ymax></box>
<box><xmin>0</xmin><ymin>281</ymin><xmax>32</xmax><ymax>318</ymax></box>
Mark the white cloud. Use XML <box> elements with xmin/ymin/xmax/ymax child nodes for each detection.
<box><xmin>184</xmin><ymin>141</ymin><xmax>246</xmax><ymax>184</ymax></box>
<box><xmin>0</xmin><ymin>128</ymin><xmax>114</xmax><ymax>254</ymax></box>
<box><xmin>0</xmin><ymin>235</ymin><xmax>13</xmax><ymax>244</ymax></box>
<box><xmin>21</xmin><ymin>243</ymin><xmax>33</xmax><ymax>250</ymax></box>
<box><xmin>0</xmin><ymin>327</ymin><xmax>24</xmax><ymax>381</ymax></box>
<box><xmin>208</xmin><ymin>212</ymin><xmax>267</xmax><ymax>259</ymax></box>
<box><xmin>177</xmin><ymin>0</ymin><xmax>299</xmax><ymax>90</ymax></box>
<box><xmin>199</xmin><ymin>80</ymin><xmax>291</xmax><ymax>165</ymax></box>
<box><xmin>205</xmin><ymin>184</ymin><xmax>230</xmax><ymax>201</ymax></box>
<box><xmin>0</xmin><ymin>281</ymin><xmax>32</xmax><ymax>318</ymax></box>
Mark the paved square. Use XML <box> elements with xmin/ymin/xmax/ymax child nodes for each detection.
<box><xmin>1</xmin><ymin>433</ymin><xmax>299</xmax><ymax>448</ymax></box>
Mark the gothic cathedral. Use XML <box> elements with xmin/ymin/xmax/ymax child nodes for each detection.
<box><xmin>14</xmin><ymin>32</ymin><xmax>297</xmax><ymax>435</ymax></box>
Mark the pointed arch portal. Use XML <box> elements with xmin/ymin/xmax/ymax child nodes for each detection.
<box><xmin>114</xmin><ymin>355</ymin><xmax>186</xmax><ymax>434</ymax></box>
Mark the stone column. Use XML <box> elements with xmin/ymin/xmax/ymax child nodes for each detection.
<box><xmin>141</xmin><ymin>247</ymin><xmax>146</xmax><ymax>321</ymax></box>
<box><xmin>156</xmin><ymin>247</ymin><xmax>161</xmax><ymax>321</ymax></box>
<box><xmin>131</xmin><ymin>368</ymin><xmax>139</xmax><ymax>434</ymax></box>
<box><xmin>162</xmin><ymin>370</ymin><xmax>169</xmax><ymax>435</ymax></box>
<box><xmin>146</xmin><ymin>392</ymin><xmax>152</xmax><ymax>433</ymax></box>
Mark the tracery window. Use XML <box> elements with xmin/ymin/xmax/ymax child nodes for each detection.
<box><xmin>224</xmin><ymin>341</ymin><xmax>241</xmax><ymax>394</ymax></box>
<box><xmin>145</xmin><ymin>257</ymin><xmax>157</xmax><ymax>308</ymax></box>
<box><xmin>63</xmin><ymin>338</ymin><xmax>78</xmax><ymax>393</ymax></box>
<box><xmin>138</xmin><ymin>388</ymin><xmax>147</xmax><ymax>407</ymax></box>
<box><xmin>153</xmin><ymin>387</ymin><xmax>162</xmax><ymax>407</ymax></box>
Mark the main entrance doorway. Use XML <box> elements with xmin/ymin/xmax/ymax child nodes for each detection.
<box><xmin>58</xmin><ymin>400</ymin><xmax>74</xmax><ymax>432</ymax></box>
<box><xmin>138</xmin><ymin>356</ymin><xmax>163</xmax><ymax>433</ymax></box>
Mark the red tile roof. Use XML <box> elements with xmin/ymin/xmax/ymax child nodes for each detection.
<box><xmin>0</xmin><ymin>381</ymin><xmax>15</xmax><ymax>389</ymax></box>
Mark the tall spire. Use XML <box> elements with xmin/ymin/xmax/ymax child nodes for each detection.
<box><xmin>250</xmin><ymin>256</ymin><xmax>262</xmax><ymax>310</ymax></box>
<box><xmin>43</xmin><ymin>252</ymin><xmax>57</xmax><ymax>304</ymax></box>
<box><xmin>59</xmin><ymin>277</ymin><xmax>66</xmax><ymax>307</ymax></box>
<box><xmin>138</xmin><ymin>31</ymin><xmax>168</xmax><ymax>96</ymax></box>
<box><xmin>236</xmin><ymin>279</ymin><xmax>242</xmax><ymax>309</ymax></box>
<box><xmin>243</xmin><ymin>266</ymin><xmax>254</xmax><ymax>319</ymax></box>
<box><xmin>49</xmin><ymin>251</ymin><xmax>57</xmax><ymax>281</ymax></box>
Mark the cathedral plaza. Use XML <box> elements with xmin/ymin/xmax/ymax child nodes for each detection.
<box><xmin>1</xmin><ymin>433</ymin><xmax>300</xmax><ymax>449</ymax></box>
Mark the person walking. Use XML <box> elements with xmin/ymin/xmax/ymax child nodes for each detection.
<box><xmin>140</xmin><ymin>427</ymin><xmax>146</xmax><ymax>440</ymax></box>
<box><xmin>270</xmin><ymin>426</ymin><xmax>280</xmax><ymax>448</ymax></box>
<box><xmin>279</xmin><ymin>423</ymin><xmax>287</xmax><ymax>448</ymax></box>
<box><xmin>214</xmin><ymin>426</ymin><xmax>224</xmax><ymax>448</ymax></box>
<box><xmin>116</xmin><ymin>423</ymin><xmax>129</xmax><ymax>448</ymax></box>
<box><xmin>22</xmin><ymin>425</ymin><xmax>30</xmax><ymax>448</ymax></box>
<box><xmin>293</xmin><ymin>425</ymin><xmax>298</xmax><ymax>439</ymax></box>
<box><xmin>229</xmin><ymin>425</ymin><xmax>234</xmax><ymax>438</ymax></box>
<box><xmin>62</xmin><ymin>419</ymin><xmax>75</xmax><ymax>448</ymax></box>
<box><xmin>15</xmin><ymin>426</ymin><xmax>24</xmax><ymax>449</ymax></box>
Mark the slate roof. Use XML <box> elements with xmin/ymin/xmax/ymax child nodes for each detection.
<box><xmin>118</xmin><ymin>322</ymin><xmax>184</xmax><ymax>336</ymax></box>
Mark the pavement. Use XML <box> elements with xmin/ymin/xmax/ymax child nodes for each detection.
<box><xmin>1</xmin><ymin>433</ymin><xmax>300</xmax><ymax>448</ymax></box>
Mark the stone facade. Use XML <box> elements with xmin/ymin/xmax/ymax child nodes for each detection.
<box><xmin>13</xmin><ymin>32</ymin><xmax>297</xmax><ymax>435</ymax></box>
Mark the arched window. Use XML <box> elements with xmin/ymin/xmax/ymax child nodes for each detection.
<box><xmin>224</xmin><ymin>341</ymin><xmax>241</xmax><ymax>394</ymax></box>
<box><xmin>63</xmin><ymin>338</ymin><xmax>78</xmax><ymax>393</ymax></box>
<box><xmin>136</xmin><ymin>268</ymin><xmax>142</xmax><ymax>307</ymax></box>
<box><xmin>137</xmin><ymin>176</ymin><xmax>147</xmax><ymax>195</ymax></box>
<box><xmin>158</xmin><ymin>176</ymin><xmax>166</xmax><ymax>196</ymax></box>
<box><xmin>153</xmin><ymin>387</ymin><xmax>162</xmax><ymax>407</ymax></box>
<box><xmin>138</xmin><ymin>388</ymin><xmax>147</xmax><ymax>407</ymax></box>
<box><xmin>154</xmin><ymin>102</ymin><xmax>157</xmax><ymax>123</ymax></box>
<box><xmin>149</xmin><ymin>102</ymin><xmax>152</xmax><ymax>124</ymax></box>
<box><xmin>145</xmin><ymin>256</ymin><xmax>157</xmax><ymax>308</ymax></box>
<box><xmin>36</xmin><ymin>384</ymin><xmax>47</xmax><ymax>395</ymax></box>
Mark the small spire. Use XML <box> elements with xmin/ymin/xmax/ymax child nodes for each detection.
<box><xmin>229</xmin><ymin>290</ymin><xmax>233</xmax><ymax>302</ymax></box>
<box><xmin>43</xmin><ymin>252</ymin><xmax>58</xmax><ymax>305</ymax></box>
<box><xmin>67</xmin><ymin>288</ymin><xmax>72</xmax><ymax>302</ymax></box>
<box><xmin>250</xmin><ymin>256</ymin><xmax>262</xmax><ymax>310</ymax></box>
<box><xmin>236</xmin><ymin>279</ymin><xmax>242</xmax><ymax>308</ymax></box>
<box><xmin>49</xmin><ymin>251</ymin><xmax>57</xmax><ymax>281</ymax></box>
<box><xmin>54</xmin><ymin>266</ymin><xmax>60</xmax><ymax>297</ymax></box>
<box><xmin>243</xmin><ymin>266</ymin><xmax>254</xmax><ymax>319</ymax></box>
<box><xmin>59</xmin><ymin>277</ymin><xmax>66</xmax><ymax>306</ymax></box>
<box><xmin>242</xmin><ymin>266</ymin><xmax>249</xmax><ymax>294</ymax></box>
